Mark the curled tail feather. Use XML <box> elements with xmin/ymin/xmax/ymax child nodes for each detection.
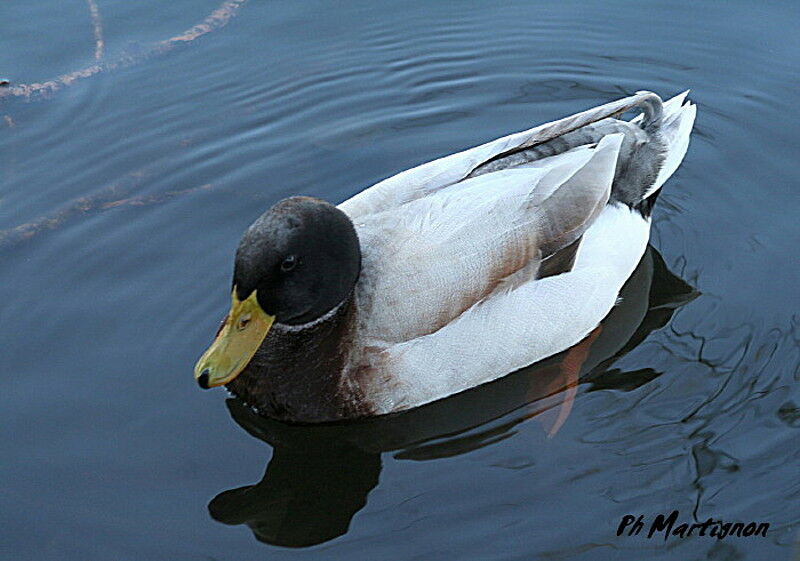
<box><xmin>634</xmin><ymin>91</ymin><xmax>664</xmax><ymax>131</ymax></box>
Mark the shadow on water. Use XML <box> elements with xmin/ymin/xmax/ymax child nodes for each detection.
<box><xmin>207</xmin><ymin>245</ymin><xmax>698</xmax><ymax>547</ymax></box>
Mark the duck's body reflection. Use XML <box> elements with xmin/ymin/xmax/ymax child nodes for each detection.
<box><xmin>208</xmin><ymin>245</ymin><xmax>697</xmax><ymax>547</ymax></box>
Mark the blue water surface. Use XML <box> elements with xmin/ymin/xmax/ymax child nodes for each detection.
<box><xmin>1</xmin><ymin>1</ymin><xmax>798</xmax><ymax>559</ymax></box>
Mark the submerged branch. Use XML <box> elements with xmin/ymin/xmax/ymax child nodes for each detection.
<box><xmin>0</xmin><ymin>0</ymin><xmax>248</xmax><ymax>101</ymax></box>
<box><xmin>0</xmin><ymin>176</ymin><xmax>214</xmax><ymax>250</ymax></box>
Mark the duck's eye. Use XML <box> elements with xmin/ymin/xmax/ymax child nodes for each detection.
<box><xmin>280</xmin><ymin>255</ymin><xmax>297</xmax><ymax>272</ymax></box>
<box><xmin>237</xmin><ymin>314</ymin><xmax>251</xmax><ymax>331</ymax></box>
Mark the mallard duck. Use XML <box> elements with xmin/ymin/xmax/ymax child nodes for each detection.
<box><xmin>194</xmin><ymin>90</ymin><xmax>696</xmax><ymax>423</ymax></box>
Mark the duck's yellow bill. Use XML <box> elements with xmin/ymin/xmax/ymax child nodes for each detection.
<box><xmin>194</xmin><ymin>288</ymin><xmax>274</xmax><ymax>389</ymax></box>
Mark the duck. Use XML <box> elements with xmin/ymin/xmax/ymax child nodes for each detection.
<box><xmin>193</xmin><ymin>90</ymin><xmax>696</xmax><ymax>423</ymax></box>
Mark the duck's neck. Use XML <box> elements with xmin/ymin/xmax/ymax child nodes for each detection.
<box><xmin>226</xmin><ymin>296</ymin><xmax>369</xmax><ymax>422</ymax></box>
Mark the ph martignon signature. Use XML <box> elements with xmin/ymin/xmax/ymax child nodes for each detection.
<box><xmin>617</xmin><ymin>511</ymin><xmax>769</xmax><ymax>541</ymax></box>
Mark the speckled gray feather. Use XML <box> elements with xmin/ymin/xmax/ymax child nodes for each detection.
<box><xmin>469</xmin><ymin>118</ymin><xmax>666</xmax><ymax>209</ymax></box>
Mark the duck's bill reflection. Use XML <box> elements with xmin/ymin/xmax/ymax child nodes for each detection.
<box><xmin>194</xmin><ymin>288</ymin><xmax>274</xmax><ymax>388</ymax></box>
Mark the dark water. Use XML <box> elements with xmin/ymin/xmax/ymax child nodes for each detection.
<box><xmin>2</xmin><ymin>1</ymin><xmax>799</xmax><ymax>559</ymax></box>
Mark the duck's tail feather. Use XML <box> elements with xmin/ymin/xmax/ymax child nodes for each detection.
<box><xmin>638</xmin><ymin>90</ymin><xmax>697</xmax><ymax>199</ymax></box>
<box><xmin>631</xmin><ymin>90</ymin><xmax>664</xmax><ymax>131</ymax></box>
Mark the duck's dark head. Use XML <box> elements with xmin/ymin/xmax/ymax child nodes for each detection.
<box><xmin>194</xmin><ymin>196</ymin><xmax>361</xmax><ymax>389</ymax></box>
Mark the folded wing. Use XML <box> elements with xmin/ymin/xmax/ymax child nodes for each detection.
<box><xmin>352</xmin><ymin>134</ymin><xmax>625</xmax><ymax>346</ymax></box>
